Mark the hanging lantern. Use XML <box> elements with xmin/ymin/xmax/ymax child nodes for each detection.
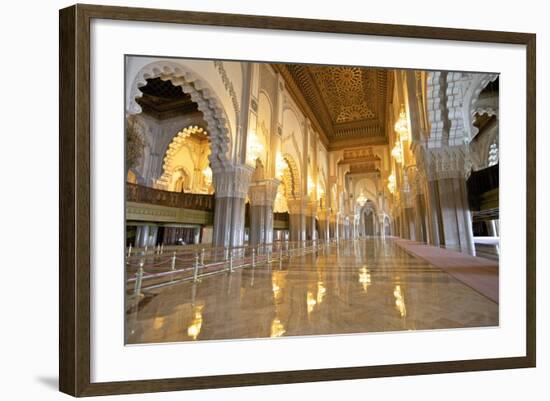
<box><xmin>387</xmin><ymin>173</ymin><xmax>396</xmax><ymax>194</ymax></box>
<box><xmin>391</xmin><ymin>140</ymin><xmax>403</xmax><ymax>164</ymax></box>
<box><xmin>394</xmin><ymin>105</ymin><xmax>410</xmax><ymax>141</ymax></box>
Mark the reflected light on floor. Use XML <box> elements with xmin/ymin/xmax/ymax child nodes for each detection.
<box><xmin>307</xmin><ymin>291</ymin><xmax>317</xmax><ymax>315</ymax></box>
<box><xmin>270</xmin><ymin>318</ymin><xmax>286</xmax><ymax>337</ymax></box>
<box><xmin>187</xmin><ymin>304</ymin><xmax>204</xmax><ymax>340</ymax></box>
<box><xmin>317</xmin><ymin>280</ymin><xmax>326</xmax><ymax>304</ymax></box>
<box><xmin>272</xmin><ymin>271</ymin><xmax>285</xmax><ymax>302</ymax></box>
<box><xmin>153</xmin><ymin>316</ymin><xmax>165</xmax><ymax>330</ymax></box>
<box><xmin>359</xmin><ymin>266</ymin><xmax>371</xmax><ymax>293</ymax></box>
<box><xmin>393</xmin><ymin>285</ymin><xmax>407</xmax><ymax>317</ymax></box>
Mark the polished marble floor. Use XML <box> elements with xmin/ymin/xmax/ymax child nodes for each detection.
<box><xmin>125</xmin><ymin>238</ymin><xmax>498</xmax><ymax>344</ymax></box>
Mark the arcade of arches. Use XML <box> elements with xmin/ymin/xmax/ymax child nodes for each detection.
<box><xmin>125</xmin><ymin>56</ymin><xmax>499</xmax><ymax>343</ymax></box>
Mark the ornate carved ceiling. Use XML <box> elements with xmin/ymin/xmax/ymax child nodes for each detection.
<box><xmin>137</xmin><ymin>77</ymin><xmax>201</xmax><ymax>120</ymax></box>
<box><xmin>274</xmin><ymin>64</ymin><xmax>392</xmax><ymax>150</ymax></box>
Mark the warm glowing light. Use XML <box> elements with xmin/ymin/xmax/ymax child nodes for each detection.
<box><xmin>393</xmin><ymin>285</ymin><xmax>407</xmax><ymax>318</ymax></box>
<box><xmin>246</xmin><ymin>130</ymin><xmax>264</xmax><ymax>165</ymax></box>
<box><xmin>272</xmin><ymin>271</ymin><xmax>285</xmax><ymax>302</ymax></box>
<box><xmin>187</xmin><ymin>304</ymin><xmax>204</xmax><ymax>340</ymax></box>
<box><xmin>153</xmin><ymin>317</ymin><xmax>165</xmax><ymax>330</ymax></box>
<box><xmin>317</xmin><ymin>281</ymin><xmax>326</xmax><ymax>305</ymax></box>
<box><xmin>391</xmin><ymin>140</ymin><xmax>403</xmax><ymax>164</ymax></box>
<box><xmin>387</xmin><ymin>173</ymin><xmax>396</xmax><ymax>194</ymax></box>
<box><xmin>307</xmin><ymin>175</ymin><xmax>315</xmax><ymax>196</ymax></box>
<box><xmin>307</xmin><ymin>291</ymin><xmax>317</xmax><ymax>315</ymax></box>
<box><xmin>270</xmin><ymin>318</ymin><xmax>286</xmax><ymax>337</ymax></box>
<box><xmin>202</xmin><ymin>165</ymin><xmax>212</xmax><ymax>187</ymax></box>
<box><xmin>358</xmin><ymin>266</ymin><xmax>371</xmax><ymax>293</ymax></box>
<box><xmin>395</xmin><ymin>106</ymin><xmax>410</xmax><ymax>141</ymax></box>
<box><xmin>275</xmin><ymin>152</ymin><xmax>287</xmax><ymax>179</ymax></box>
<box><xmin>317</xmin><ymin>183</ymin><xmax>325</xmax><ymax>199</ymax></box>
<box><xmin>356</xmin><ymin>191</ymin><xmax>367</xmax><ymax>205</ymax></box>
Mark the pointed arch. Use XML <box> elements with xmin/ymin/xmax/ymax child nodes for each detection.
<box><xmin>127</xmin><ymin>60</ymin><xmax>232</xmax><ymax>171</ymax></box>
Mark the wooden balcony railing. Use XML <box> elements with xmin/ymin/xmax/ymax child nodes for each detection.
<box><xmin>126</xmin><ymin>183</ymin><xmax>215</xmax><ymax>211</ymax></box>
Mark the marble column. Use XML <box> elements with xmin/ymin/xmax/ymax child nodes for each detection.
<box><xmin>414</xmin><ymin>193</ymin><xmax>428</xmax><ymax>243</ymax></box>
<box><xmin>212</xmin><ymin>164</ymin><xmax>254</xmax><ymax>248</ymax></box>
<box><xmin>134</xmin><ymin>226</ymin><xmax>142</xmax><ymax>248</ymax></box>
<box><xmin>248</xmin><ymin>179</ymin><xmax>280</xmax><ymax>246</ymax></box>
<box><xmin>436</xmin><ymin>177</ymin><xmax>475</xmax><ymax>254</ymax></box>
<box><xmin>425</xmin><ymin>180</ymin><xmax>442</xmax><ymax>246</ymax></box>
<box><xmin>486</xmin><ymin>220</ymin><xmax>497</xmax><ymax>237</ymax></box>
<box><xmin>305</xmin><ymin>201</ymin><xmax>317</xmax><ymax>241</ymax></box>
<box><xmin>287</xmin><ymin>199</ymin><xmax>305</xmax><ymax>242</ymax></box>
<box><xmin>329</xmin><ymin>213</ymin><xmax>338</xmax><ymax>240</ymax></box>
<box><xmin>317</xmin><ymin>209</ymin><xmax>330</xmax><ymax>240</ymax></box>
<box><xmin>139</xmin><ymin>225</ymin><xmax>149</xmax><ymax>247</ymax></box>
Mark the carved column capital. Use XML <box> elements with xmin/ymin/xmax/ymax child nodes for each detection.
<box><xmin>248</xmin><ymin>178</ymin><xmax>281</xmax><ymax>206</ymax></box>
<box><xmin>423</xmin><ymin>145</ymin><xmax>468</xmax><ymax>181</ymax></box>
<box><xmin>213</xmin><ymin>164</ymin><xmax>254</xmax><ymax>198</ymax></box>
<box><xmin>287</xmin><ymin>198</ymin><xmax>304</xmax><ymax>215</ymax></box>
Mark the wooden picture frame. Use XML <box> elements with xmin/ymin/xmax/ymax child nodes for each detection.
<box><xmin>59</xmin><ymin>3</ymin><xmax>536</xmax><ymax>397</ymax></box>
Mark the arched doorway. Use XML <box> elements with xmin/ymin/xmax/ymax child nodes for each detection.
<box><xmin>274</xmin><ymin>154</ymin><xmax>302</xmax><ymax>241</ymax></box>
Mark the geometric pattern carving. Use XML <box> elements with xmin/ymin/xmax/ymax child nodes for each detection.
<box><xmin>127</xmin><ymin>60</ymin><xmax>232</xmax><ymax>173</ymax></box>
<box><xmin>274</xmin><ymin>64</ymin><xmax>389</xmax><ymax>143</ymax></box>
<box><xmin>308</xmin><ymin>66</ymin><xmax>377</xmax><ymax>123</ymax></box>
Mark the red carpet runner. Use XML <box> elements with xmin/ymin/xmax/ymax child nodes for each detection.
<box><xmin>392</xmin><ymin>238</ymin><xmax>499</xmax><ymax>303</ymax></box>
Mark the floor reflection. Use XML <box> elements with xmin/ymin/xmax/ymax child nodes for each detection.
<box><xmin>125</xmin><ymin>238</ymin><xmax>498</xmax><ymax>344</ymax></box>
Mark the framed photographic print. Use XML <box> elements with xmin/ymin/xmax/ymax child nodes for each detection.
<box><xmin>59</xmin><ymin>4</ymin><xmax>536</xmax><ymax>397</ymax></box>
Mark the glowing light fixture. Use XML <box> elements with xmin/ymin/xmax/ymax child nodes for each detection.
<box><xmin>307</xmin><ymin>175</ymin><xmax>315</xmax><ymax>196</ymax></box>
<box><xmin>391</xmin><ymin>140</ymin><xmax>403</xmax><ymax>164</ymax></box>
<box><xmin>394</xmin><ymin>105</ymin><xmax>410</xmax><ymax>141</ymax></box>
<box><xmin>202</xmin><ymin>165</ymin><xmax>212</xmax><ymax>187</ymax></box>
<box><xmin>356</xmin><ymin>191</ymin><xmax>367</xmax><ymax>205</ymax></box>
<box><xmin>387</xmin><ymin>173</ymin><xmax>396</xmax><ymax>194</ymax></box>
<box><xmin>275</xmin><ymin>152</ymin><xmax>287</xmax><ymax>179</ymax></box>
<box><xmin>246</xmin><ymin>129</ymin><xmax>264</xmax><ymax>165</ymax></box>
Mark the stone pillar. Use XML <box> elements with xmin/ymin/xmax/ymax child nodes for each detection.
<box><xmin>414</xmin><ymin>193</ymin><xmax>428</xmax><ymax>243</ymax></box>
<box><xmin>329</xmin><ymin>213</ymin><xmax>337</xmax><ymax>240</ymax></box>
<box><xmin>139</xmin><ymin>225</ymin><xmax>149</xmax><ymax>247</ymax></box>
<box><xmin>425</xmin><ymin>180</ymin><xmax>442</xmax><ymax>246</ymax></box>
<box><xmin>134</xmin><ymin>226</ymin><xmax>142</xmax><ymax>248</ymax></box>
<box><xmin>287</xmin><ymin>199</ymin><xmax>305</xmax><ymax>242</ymax></box>
<box><xmin>486</xmin><ymin>220</ymin><xmax>497</xmax><ymax>237</ymax></box>
<box><xmin>338</xmin><ymin>214</ymin><xmax>345</xmax><ymax>240</ymax></box>
<box><xmin>248</xmin><ymin>179</ymin><xmax>280</xmax><ymax>246</ymax></box>
<box><xmin>212</xmin><ymin>164</ymin><xmax>254</xmax><ymax>247</ymax></box>
<box><xmin>435</xmin><ymin>177</ymin><xmax>475</xmax><ymax>254</ymax></box>
<box><xmin>305</xmin><ymin>201</ymin><xmax>317</xmax><ymax>241</ymax></box>
<box><xmin>317</xmin><ymin>209</ymin><xmax>330</xmax><ymax>240</ymax></box>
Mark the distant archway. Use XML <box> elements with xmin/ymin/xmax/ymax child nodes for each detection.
<box><xmin>156</xmin><ymin>125</ymin><xmax>212</xmax><ymax>194</ymax></box>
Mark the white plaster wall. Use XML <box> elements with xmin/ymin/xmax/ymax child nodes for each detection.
<box><xmin>281</xmin><ymin>107</ymin><xmax>304</xmax><ymax>180</ymax></box>
<box><xmin>256</xmin><ymin>91</ymin><xmax>272</xmax><ymax>166</ymax></box>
